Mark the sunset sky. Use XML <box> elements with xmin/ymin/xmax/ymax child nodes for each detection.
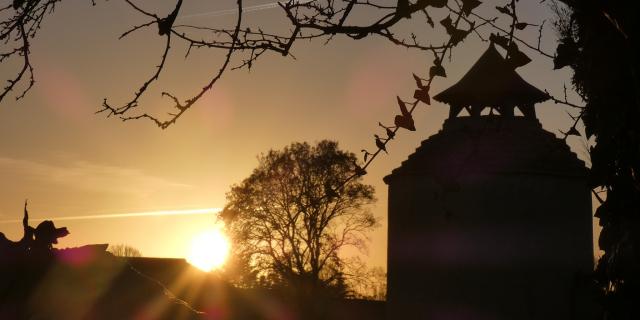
<box><xmin>0</xmin><ymin>0</ymin><xmax>589</xmax><ymax>270</ymax></box>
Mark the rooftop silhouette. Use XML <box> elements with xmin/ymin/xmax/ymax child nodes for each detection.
<box><xmin>433</xmin><ymin>43</ymin><xmax>550</xmax><ymax>119</ymax></box>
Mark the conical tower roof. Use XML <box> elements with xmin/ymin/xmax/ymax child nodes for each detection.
<box><xmin>433</xmin><ymin>44</ymin><xmax>549</xmax><ymax>114</ymax></box>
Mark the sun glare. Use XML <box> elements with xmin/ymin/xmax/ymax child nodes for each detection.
<box><xmin>186</xmin><ymin>229</ymin><xmax>230</xmax><ymax>272</ymax></box>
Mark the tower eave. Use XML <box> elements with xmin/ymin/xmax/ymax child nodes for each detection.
<box><xmin>384</xmin><ymin>117</ymin><xmax>588</xmax><ymax>184</ymax></box>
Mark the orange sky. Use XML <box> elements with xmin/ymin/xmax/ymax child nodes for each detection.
<box><xmin>0</xmin><ymin>1</ymin><xmax>591</xmax><ymax>269</ymax></box>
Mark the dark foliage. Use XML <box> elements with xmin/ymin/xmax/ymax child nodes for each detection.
<box><xmin>555</xmin><ymin>1</ymin><xmax>640</xmax><ymax>319</ymax></box>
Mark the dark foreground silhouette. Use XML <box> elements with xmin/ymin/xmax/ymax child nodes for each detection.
<box><xmin>0</xmin><ymin>204</ymin><xmax>384</xmax><ymax>320</ymax></box>
<box><xmin>0</xmin><ymin>203</ymin><xmax>202</xmax><ymax>320</ymax></box>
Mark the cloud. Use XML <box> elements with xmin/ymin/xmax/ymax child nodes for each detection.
<box><xmin>0</xmin><ymin>156</ymin><xmax>192</xmax><ymax>197</ymax></box>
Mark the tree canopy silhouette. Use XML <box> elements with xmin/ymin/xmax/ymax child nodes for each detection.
<box><xmin>221</xmin><ymin>140</ymin><xmax>377</xmax><ymax>298</ymax></box>
<box><xmin>553</xmin><ymin>1</ymin><xmax>639</xmax><ymax>319</ymax></box>
<box><xmin>107</xmin><ymin>244</ymin><xmax>143</xmax><ymax>257</ymax></box>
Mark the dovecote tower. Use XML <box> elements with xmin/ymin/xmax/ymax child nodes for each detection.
<box><xmin>384</xmin><ymin>45</ymin><xmax>594</xmax><ymax>319</ymax></box>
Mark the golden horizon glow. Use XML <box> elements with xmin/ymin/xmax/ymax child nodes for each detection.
<box><xmin>186</xmin><ymin>228</ymin><xmax>230</xmax><ymax>272</ymax></box>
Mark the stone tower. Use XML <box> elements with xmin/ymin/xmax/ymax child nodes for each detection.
<box><xmin>384</xmin><ymin>45</ymin><xmax>594</xmax><ymax>319</ymax></box>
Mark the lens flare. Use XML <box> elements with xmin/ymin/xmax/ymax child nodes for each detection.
<box><xmin>186</xmin><ymin>229</ymin><xmax>230</xmax><ymax>272</ymax></box>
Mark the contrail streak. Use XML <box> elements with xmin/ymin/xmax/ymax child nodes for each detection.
<box><xmin>179</xmin><ymin>2</ymin><xmax>278</xmax><ymax>19</ymax></box>
<box><xmin>0</xmin><ymin>208</ymin><xmax>222</xmax><ymax>224</ymax></box>
<box><xmin>178</xmin><ymin>0</ymin><xmax>314</xmax><ymax>20</ymax></box>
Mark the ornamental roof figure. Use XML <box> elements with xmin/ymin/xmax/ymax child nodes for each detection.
<box><xmin>433</xmin><ymin>43</ymin><xmax>549</xmax><ymax>119</ymax></box>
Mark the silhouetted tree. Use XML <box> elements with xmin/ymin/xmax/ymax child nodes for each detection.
<box><xmin>350</xmin><ymin>266</ymin><xmax>387</xmax><ymax>301</ymax></box>
<box><xmin>553</xmin><ymin>1</ymin><xmax>639</xmax><ymax>319</ymax></box>
<box><xmin>221</xmin><ymin>140</ymin><xmax>377</xmax><ymax>301</ymax></box>
<box><xmin>108</xmin><ymin>244</ymin><xmax>143</xmax><ymax>257</ymax></box>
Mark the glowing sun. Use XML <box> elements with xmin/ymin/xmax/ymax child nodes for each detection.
<box><xmin>186</xmin><ymin>229</ymin><xmax>230</xmax><ymax>272</ymax></box>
